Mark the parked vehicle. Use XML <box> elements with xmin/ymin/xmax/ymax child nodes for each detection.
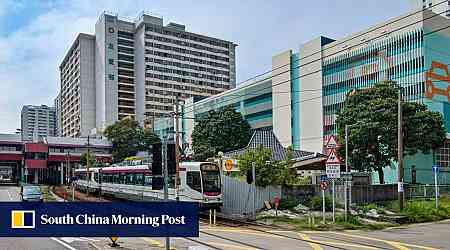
<box><xmin>20</xmin><ymin>185</ymin><xmax>43</xmax><ymax>202</ymax></box>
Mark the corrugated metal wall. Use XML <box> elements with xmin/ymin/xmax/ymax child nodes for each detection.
<box><xmin>222</xmin><ymin>175</ymin><xmax>281</xmax><ymax>216</ymax></box>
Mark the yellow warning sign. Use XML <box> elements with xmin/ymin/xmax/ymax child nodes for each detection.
<box><xmin>225</xmin><ymin>159</ymin><xmax>233</xmax><ymax>171</ymax></box>
<box><xmin>109</xmin><ymin>236</ymin><xmax>119</xmax><ymax>243</ymax></box>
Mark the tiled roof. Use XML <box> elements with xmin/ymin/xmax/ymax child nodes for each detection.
<box><xmin>224</xmin><ymin>128</ymin><xmax>323</xmax><ymax>161</ymax></box>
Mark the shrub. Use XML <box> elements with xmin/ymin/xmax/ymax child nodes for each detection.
<box><xmin>310</xmin><ymin>195</ymin><xmax>332</xmax><ymax>211</ymax></box>
<box><xmin>278</xmin><ymin>198</ymin><xmax>298</xmax><ymax>210</ymax></box>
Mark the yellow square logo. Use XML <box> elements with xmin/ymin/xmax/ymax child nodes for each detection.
<box><xmin>11</xmin><ymin>210</ymin><xmax>35</xmax><ymax>229</ymax></box>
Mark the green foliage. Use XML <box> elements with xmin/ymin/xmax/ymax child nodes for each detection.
<box><xmin>237</xmin><ymin>145</ymin><xmax>279</xmax><ymax>187</ymax></box>
<box><xmin>80</xmin><ymin>152</ymin><xmax>96</xmax><ymax>167</ymax></box>
<box><xmin>191</xmin><ymin>106</ymin><xmax>252</xmax><ymax>161</ymax></box>
<box><xmin>309</xmin><ymin>195</ymin><xmax>332</xmax><ymax>211</ymax></box>
<box><xmin>103</xmin><ymin>118</ymin><xmax>160</xmax><ymax>162</ymax></box>
<box><xmin>336</xmin><ymin>81</ymin><xmax>446</xmax><ymax>183</ymax></box>
<box><xmin>402</xmin><ymin>198</ymin><xmax>450</xmax><ymax>223</ymax></box>
<box><xmin>278</xmin><ymin>198</ymin><xmax>299</xmax><ymax>210</ymax></box>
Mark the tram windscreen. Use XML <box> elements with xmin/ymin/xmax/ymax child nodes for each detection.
<box><xmin>200</xmin><ymin>164</ymin><xmax>221</xmax><ymax>193</ymax></box>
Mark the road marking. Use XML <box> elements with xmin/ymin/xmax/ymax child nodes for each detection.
<box><xmin>79</xmin><ymin>237</ymin><xmax>100</xmax><ymax>242</ymax></box>
<box><xmin>329</xmin><ymin>232</ymin><xmax>439</xmax><ymax>250</ymax></box>
<box><xmin>6</xmin><ymin>189</ymin><xmax>13</xmax><ymax>201</ymax></box>
<box><xmin>50</xmin><ymin>237</ymin><xmax>78</xmax><ymax>250</ymax></box>
<box><xmin>209</xmin><ymin>242</ymin><xmax>258</xmax><ymax>250</ymax></box>
<box><xmin>201</xmin><ymin>228</ymin><xmax>284</xmax><ymax>238</ymax></box>
<box><xmin>140</xmin><ymin>237</ymin><xmax>166</xmax><ymax>248</ymax></box>
<box><xmin>299</xmin><ymin>233</ymin><xmax>380</xmax><ymax>250</ymax></box>
<box><xmin>298</xmin><ymin>233</ymin><xmax>323</xmax><ymax>250</ymax></box>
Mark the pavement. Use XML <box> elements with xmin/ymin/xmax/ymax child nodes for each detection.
<box><xmin>0</xmin><ymin>185</ymin><xmax>449</xmax><ymax>249</ymax></box>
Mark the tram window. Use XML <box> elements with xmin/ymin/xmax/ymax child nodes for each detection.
<box><xmin>113</xmin><ymin>174</ymin><xmax>120</xmax><ymax>183</ymax></box>
<box><xmin>201</xmin><ymin>170</ymin><xmax>221</xmax><ymax>193</ymax></box>
<box><xmin>186</xmin><ymin>171</ymin><xmax>201</xmax><ymax>192</ymax></box>
<box><xmin>120</xmin><ymin>174</ymin><xmax>126</xmax><ymax>184</ymax></box>
<box><xmin>144</xmin><ymin>175</ymin><xmax>152</xmax><ymax>186</ymax></box>
<box><xmin>94</xmin><ymin>173</ymin><xmax>99</xmax><ymax>182</ymax></box>
<box><xmin>136</xmin><ymin>173</ymin><xmax>144</xmax><ymax>185</ymax></box>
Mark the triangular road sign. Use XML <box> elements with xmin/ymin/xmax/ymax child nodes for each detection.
<box><xmin>326</xmin><ymin>149</ymin><xmax>341</xmax><ymax>164</ymax></box>
<box><xmin>325</xmin><ymin>135</ymin><xmax>340</xmax><ymax>149</ymax></box>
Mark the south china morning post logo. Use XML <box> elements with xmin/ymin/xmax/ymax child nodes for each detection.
<box><xmin>11</xmin><ymin>210</ymin><xmax>35</xmax><ymax>229</ymax></box>
<box><xmin>0</xmin><ymin>202</ymin><xmax>198</xmax><ymax>237</ymax></box>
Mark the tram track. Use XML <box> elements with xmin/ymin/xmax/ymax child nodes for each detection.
<box><xmin>199</xmin><ymin>214</ymin><xmax>406</xmax><ymax>250</ymax></box>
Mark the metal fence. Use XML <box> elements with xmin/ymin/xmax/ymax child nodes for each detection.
<box><xmin>222</xmin><ymin>175</ymin><xmax>281</xmax><ymax>216</ymax></box>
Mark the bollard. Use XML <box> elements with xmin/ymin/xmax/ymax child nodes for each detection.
<box><xmin>213</xmin><ymin>209</ymin><xmax>216</xmax><ymax>226</ymax></box>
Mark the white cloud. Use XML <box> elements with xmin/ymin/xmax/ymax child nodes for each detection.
<box><xmin>0</xmin><ymin>0</ymin><xmax>164</xmax><ymax>133</ymax></box>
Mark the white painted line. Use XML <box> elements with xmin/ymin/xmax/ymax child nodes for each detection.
<box><xmin>80</xmin><ymin>237</ymin><xmax>100</xmax><ymax>242</ymax></box>
<box><xmin>50</xmin><ymin>237</ymin><xmax>78</xmax><ymax>250</ymax></box>
<box><xmin>6</xmin><ymin>190</ymin><xmax>13</xmax><ymax>201</ymax></box>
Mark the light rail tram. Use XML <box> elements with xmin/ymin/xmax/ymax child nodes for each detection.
<box><xmin>74</xmin><ymin>160</ymin><xmax>222</xmax><ymax>209</ymax></box>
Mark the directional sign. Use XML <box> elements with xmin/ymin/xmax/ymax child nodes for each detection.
<box><xmin>326</xmin><ymin>164</ymin><xmax>341</xmax><ymax>179</ymax></box>
<box><xmin>320</xmin><ymin>175</ymin><xmax>328</xmax><ymax>182</ymax></box>
<box><xmin>326</xmin><ymin>150</ymin><xmax>341</xmax><ymax>165</ymax></box>
<box><xmin>432</xmin><ymin>165</ymin><xmax>440</xmax><ymax>174</ymax></box>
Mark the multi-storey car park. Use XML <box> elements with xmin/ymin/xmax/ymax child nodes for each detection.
<box><xmin>58</xmin><ymin>11</ymin><xmax>237</xmax><ymax>137</ymax></box>
<box><xmin>166</xmin><ymin>8</ymin><xmax>450</xmax><ymax>184</ymax></box>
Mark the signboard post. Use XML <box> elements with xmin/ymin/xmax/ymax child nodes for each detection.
<box><xmin>326</xmin><ymin>150</ymin><xmax>341</xmax><ymax>223</ymax></box>
<box><xmin>319</xmin><ymin>175</ymin><xmax>328</xmax><ymax>224</ymax></box>
<box><xmin>433</xmin><ymin>165</ymin><xmax>440</xmax><ymax>208</ymax></box>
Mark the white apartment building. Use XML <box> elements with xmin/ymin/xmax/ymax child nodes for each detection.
<box><xmin>21</xmin><ymin>105</ymin><xmax>57</xmax><ymax>141</ymax></box>
<box><xmin>59</xmin><ymin>11</ymin><xmax>237</xmax><ymax>137</ymax></box>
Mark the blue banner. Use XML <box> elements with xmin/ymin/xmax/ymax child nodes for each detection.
<box><xmin>0</xmin><ymin>202</ymin><xmax>198</xmax><ymax>237</ymax></box>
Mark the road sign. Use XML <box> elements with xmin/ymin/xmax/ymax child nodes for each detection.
<box><xmin>325</xmin><ymin>135</ymin><xmax>340</xmax><ymax>149</ymax></box>
<box><xmin>326</xmin><ymin>164</ymin><xmax>341</xmax><ymax>179</ymax></box>
<box><xmin>320</xmin><ymin>175</ymin><xmax>328</xmax><ymax>182</ymax></box>
<box><xmin>326</xmin><ymin>150</ymin><xmax>341</xmax><ymax>164</ymax></box>
<box><xmin>432</xmin><ymin>165</ymin><xmax>440</xmax><ymax>173</ymax></box>
<box><xmin>222</xmin><ymin>158</ymin><xmax>238</xmax><ymax>172</ymax></box>
<box><xmin>320</xmin><ymin>181</ymin><xmax>328</xmax><ymax>190</ymax></box>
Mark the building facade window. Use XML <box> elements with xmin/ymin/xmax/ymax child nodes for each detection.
<box><xmin>108</xmin><ymin>74</ymin><xmax>115</xmax><ymax>80</ymax></box>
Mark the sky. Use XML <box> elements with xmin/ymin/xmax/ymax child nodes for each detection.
<box><xmin>0</xmin><ymin>0</ymin><xmax>413</xmax><ymax>133</ymax></box>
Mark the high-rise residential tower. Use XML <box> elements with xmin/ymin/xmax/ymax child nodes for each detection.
<box><xmin>21</xmin><ymin>105</ymin><xmax>57</xmax><ymax>141</ymax></box>
<box><xmin>59</xmin><ymin>12</ymin><xmax>237</xmax><ymax>137</ymax></box>
<box><xmin>59</xmin><ymin>33</ymin><xmax>96</xmax><ymax>137</ymax></box>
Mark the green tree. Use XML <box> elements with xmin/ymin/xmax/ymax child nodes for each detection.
<box><xmin>80</xmin><ymin>151</ymin><xmax>96</xmax><ymax>167</ymax></box>
<box><xmin>336</xmin><ymin>81</ymin><xmax>446</xmax><ymax>183</ymax></box>
<box><xmin>192</xmin><ymin>106</ymin><xmax>252</xmax><ymax>161</ymax></box>
<box><xmin>104</xmin><ymin>118</ymin><xmax>160</xmax><ymax>162</ymax></box>
<box><xmin>238</xmin><ymin>145</ymin><xmax>286</xmax><ymax>187</ymax></box>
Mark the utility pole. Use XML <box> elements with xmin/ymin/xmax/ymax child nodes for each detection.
<box><xmin>398</xmin><ymin>88</ymin><xmax>404</xmax><ymax>211</ymax></box>
<box><xmin>174</xmin><ymin>95</ymin><xmax>180</xmax><ymax>202</ymax></box>
<box><xmin>86</xmin><ymin>135</ymin><xmax>90</xmax><ymax>197</ymax></box>
<box><xmin>162</xmin><ymin>136</ymin><xmax>170</xmax><ymax>250</ymax></box>
<box><xmin>345</xmin><ymin>125</ymin><xmax>349</xmax><ymax>221</ymax></box>
<box><xmin>252</xmin><ymin>162</ymin><xmax>256</xmax><ymax>220</ymax></box>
